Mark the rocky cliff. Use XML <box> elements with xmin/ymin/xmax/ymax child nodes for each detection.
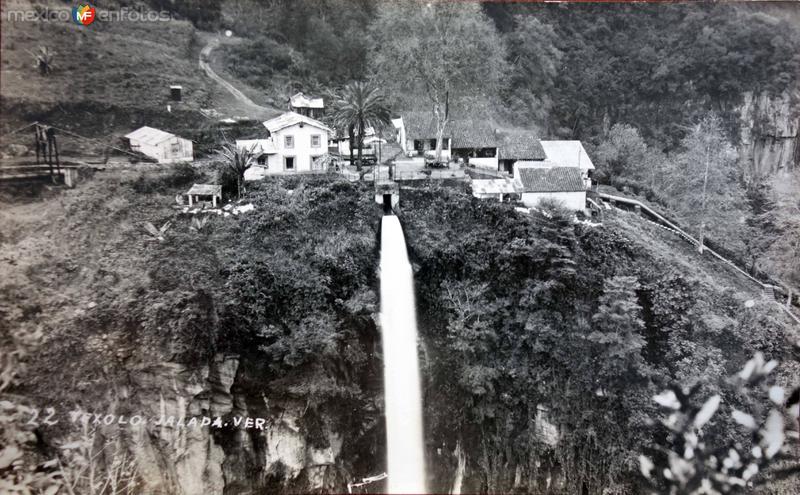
<box><xmin>739</xmin><ymin>91</ymin><xmax>799</xmax><ymax>178</ymax></box>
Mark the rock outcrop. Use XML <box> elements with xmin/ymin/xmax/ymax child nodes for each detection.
<box><xmin>739</xmin><ymin>91</ymin><xmax>799</xmax><ymax>178</ymax></box>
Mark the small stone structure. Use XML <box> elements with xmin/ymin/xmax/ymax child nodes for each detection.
<box><xmin>375</xmin><ymin>180</ymin><xmax>399</xmax><ymax>212</ymax></box>
<box><xmin>186</xmin><ymin>184</ymin><xmax>222</xmax><ymax>207</ymax></box>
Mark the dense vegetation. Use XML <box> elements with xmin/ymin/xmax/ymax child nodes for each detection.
<box><xmin>400</xmin><ymin>185</ymin><xmax>794</xmax><ymax>493</ymax></box>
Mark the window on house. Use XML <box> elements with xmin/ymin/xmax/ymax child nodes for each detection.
<box><xmin>257</xmin><ymin>155</ymin><xmax>267</xmax><ymax>165</ymax></box>
<box><xmin>284</xmin><ymin>135</ymin><xmax>294</xmax><ymax>148</ymax></box>
<box><xmin>311</xmin><ymin>134</ymin><xmax>321</xmax><ymax>148</ymax></box>
<box><xmin>170</xmin><ymin>142</ymin><xmax>180</xmax><ymax>153</ymax></box>
<box><xmin>285</xmin><ymin>156</ymin><xmax>295</xmax><ymax>170</ymax></box>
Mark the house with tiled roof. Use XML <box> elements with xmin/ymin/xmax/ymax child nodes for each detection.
<box><xmin>393</xmin><ymin>112</ymin><xmax>452</xmax><ymax>160</ymax></box>
<box><xmin>497</xmin><ymin>128</ymin><xmax>547</xmax><ymax>174</ymax></box>
<box><xmin>449</xmin><ymin>120</ymin><xmax>499</xmax><ymax>170</ymax></box>
<box><xmin>514</xmin><ymin>164</ymin><xmax>586</xmax><ymax>210</ymax></box>
<box><xmin>393</xmin><ymin>112</ymin><xmax>501</xmax><ymax>167</ymax></box>
<box><xmin>540</xmin><ymin>140</ymin><xmax>595</xmax><ymax>187</ymax></box>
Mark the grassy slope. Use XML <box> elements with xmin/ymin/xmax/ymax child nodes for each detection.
<box><xmin>0</xmin><ymin>0</ymin><xmax>280</xmax><ymax>149</ymax></box>
<box><xmin>0</xmin><ymin>1</ymin><xmax>208</xmax><ymax>109</ymax></box>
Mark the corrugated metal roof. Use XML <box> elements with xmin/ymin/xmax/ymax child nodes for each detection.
<box><xmin>289</xmin><ymin>92</ymin><xmax>324</xmax><ymax>109</ymax></box>
<box><xmin>540</xmin><ymin>140</ymin><xmax>595</xmax><ymax>170</ymax></box>
<box><xmin>125</xmin><ymin>126</ymin><xmax>176</xmax><ymax>146</ymax></box>
<box><xmin>497</xmin><ymin>129</ymin><xmax>546</xmax><ymax>160</ymax></box>
<box><xmin>516</xmin><ymin>166</ymin><xmax>585</xmax><ymax>193</ymax></box>
<box><xmin>263</xmin><ymin>112</ymin><xmax>331</xmax><ymax>133</ymax></box>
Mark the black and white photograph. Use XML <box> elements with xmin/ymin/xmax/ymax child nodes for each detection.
<box><xmin>1</xmin><ymin>0</ymin><xmax>799</xmax><ymax>493</ymax></box>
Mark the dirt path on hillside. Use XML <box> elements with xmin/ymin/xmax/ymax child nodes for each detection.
<box><xmin>199</xmin><ymin>37</ymin><xmax>280</xmax><ymax>121</ymax></box>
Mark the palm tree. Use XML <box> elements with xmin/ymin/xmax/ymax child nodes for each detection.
<box><xmin>330</xmin><ymin>81</ymin><xmax>393</xmax><ymax>171</ymax></box>
<box><xmin>217</xmin><ymin>142</ymin><xmax>255</xmax><ymax>199</ymax></box>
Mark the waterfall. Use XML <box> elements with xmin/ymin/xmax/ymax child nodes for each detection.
<box><xmin>379</xmin><ymin>214</ymin><xmax>427</xmax><ymax>493</ymax></box>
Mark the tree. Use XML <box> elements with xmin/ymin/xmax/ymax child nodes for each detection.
<box><xmin>595</xmin><ymin>123</ymin><xmax>648</xmax><ymax>181</ymax></box>
<box><xmin>371</xmin><ymin>0</ymin><xmax>508</xmax><ymax>163</ymax></box>
<box><xmin>663</xmin><ymin>114</ymin><xmax>746</xmax><ymax>254</ymax></box>
<box><xmin>330</xmin><ymin>81</ymin><xmax>392</xmax><ymax>170</ymax></box>
<box><xmin>503</xmin><ymin>16</ymin><xmax>563</xmax><ymax>130</ymax></box>
<box><xmin>217</xmin><ymin>143</ymin><xmax>255</xmax><ymax>198</ymax></box>
<box><xmin>588</xmin><ymin>276</ymin><xmax>648</xmax><ymax>395</ymax></box>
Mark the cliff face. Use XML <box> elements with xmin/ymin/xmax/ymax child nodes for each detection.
<box><xmin>103</xmin><ymin>353</ymin><xmax>368</xmax><ymax>495</ymax></box>
<box><xmin>739</xmin><ymin>91</ymin><xmax>800</xmax><ymax>178</ymax></box>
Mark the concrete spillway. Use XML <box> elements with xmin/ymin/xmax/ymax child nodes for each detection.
<box><xmin>379</xmin><ymin>215</ymin><xmax>427</xmax><ymax>493</ymax></box>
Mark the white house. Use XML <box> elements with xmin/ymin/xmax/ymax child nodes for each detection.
<box><xmin>288</xmin><ymin>92</ymin><xmax>324</xmax><ymax>119</ymax></box>
<box><xmin>239</xmin><ymin>112</ymin><xmax>331</xmax><ymax>180</ymax></box>
<box><xmin>125</xmin><ymin>126</ymin><xmax>193</xmax><ymax>164</ymax></box>
<box><xmin>539</xmin><ymin>140</ymin><xmax>595</xmax><ymax>187</ymax></box>
<box><xmin>514</xmin><ymin>163</ymin><xmax>587</xmax><ymax>211</ymax></box>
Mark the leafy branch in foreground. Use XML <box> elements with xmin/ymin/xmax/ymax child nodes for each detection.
<box><xmin>640</xmin><ymin>352</ymin><xmax>800</xmax><ymax>494</ymax></box>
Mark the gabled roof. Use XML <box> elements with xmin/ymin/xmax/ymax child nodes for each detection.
<box><xmin>125</xmin><ymin>126</ymin><xmax>177</xmax><ymax>146</ymax></box>
<box><xmin>516</xmin><ymin>166</ymin><xmax>585</xmax><ymax>193</ymax></box>
<box><xmin>399</xmin><ymin>112</ymin><xmax>498</xmax><ymax>148</ymax></box>
<box><xmin>399</xmin><ymin>112</ymin><xmax>438</xmax><ymax>140</ymax></box>
<box><xmin>289</xmin><ymin>92</ymin><xmax>324</xmax><ymax>109</ymax></box>
<box><xmin>497</xmin><ymin>128</ymin><xmax>546</xmax><ymax>160</ymax></box>
<box><xmin>540</xmin><ymin>140</ymin><xmax>595</xmax><ymax>170</ymax></box>
<box><xmin>236</xmin><ymin>138</ymin><xmax>277</xmax><ymax>155</ymax></box>
<box><xmin>263</xmin><ymin>112</ymin><xmax>331</xmax><ymax>133</ymax></box>
<box><xmin>449</xmin><ymin>120</ymin><xmax>497</xmax><ymax>149</ymax></box>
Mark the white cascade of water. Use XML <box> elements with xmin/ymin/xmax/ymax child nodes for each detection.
<box><xmin>379</xmin><ymin>214</ymin><xmax>427</xmax><ymax>494</ymax></box>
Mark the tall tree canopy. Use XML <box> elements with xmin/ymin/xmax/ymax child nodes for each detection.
<box><xmin>370</xmin><ymin>0</ymin><xmax>508</xmax><ymax>161</ymax></box>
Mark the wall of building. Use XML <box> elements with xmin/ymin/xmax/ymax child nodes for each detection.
<box><xmin>469</xmin><ymin>156</ymin><xmax>499</xmax><ymax>171</ymax></box>
<box><xmin>130</xmin><ymin>137</ymin><xmax>192</xmax><ymax>164</ymax></box>
<box><xmin>245</xmin><ymin>123</ymin><xmax>329</xmax><ymax>179</ymax></box>
<box><xmin>521</xmin><ymin>191</ymin><xmax>586</xmax><ymax>211</ymax></box>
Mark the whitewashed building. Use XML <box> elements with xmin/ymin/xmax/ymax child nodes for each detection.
<box><xmin>540</xmin><ymin>140</ymin><xmax>595</xmax><ymax>188</ymax></box>
<box><xmin>125</xmin><ymin>126</ymin><xmax>193</xmax><ymax>164</ymax></box>
<box><xmin>514</xmin><ymin>164</ymin><xmax>587</xmax><ymax>211</ymax></box>
<box><xmin>239</xmin><ymin>112</ymin><xmax>331</xmax><ymax>180</ymax></box>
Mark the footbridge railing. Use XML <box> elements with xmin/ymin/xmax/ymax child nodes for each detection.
<box><xmin>597</xmin><ymin>192</ymin><xmax>800</xmax><ymax>326</ymax></box>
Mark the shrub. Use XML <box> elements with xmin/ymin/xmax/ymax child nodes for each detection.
<box><xmin>130</xmin><ymin>163</ymin><xmax>202</xmax><ymax>194</ymax></box>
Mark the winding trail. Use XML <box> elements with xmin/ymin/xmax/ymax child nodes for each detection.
<box><xmin>198</xmin><ymin>37</ymin><xmax>279</xmax><ymax>119</ymax></box>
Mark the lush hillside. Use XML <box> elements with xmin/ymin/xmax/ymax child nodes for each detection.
<box><xmin>0</xmin><ymin>0</ymin><xmax>281</xmax><ymax>154</ymax></box>
<box><xmin>2</xmin><ymin>174</ymin><xmax>796</xmax><ymax>493</ymax></box>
